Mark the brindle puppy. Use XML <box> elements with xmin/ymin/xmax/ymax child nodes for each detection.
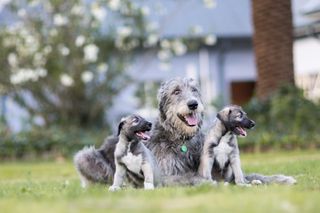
<box><xmin>109</xmin><ymin>115</ymin><xmax>161</xmax><ymax>191</ymax></box>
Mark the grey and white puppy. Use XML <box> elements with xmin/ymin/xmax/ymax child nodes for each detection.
<box><xmin>109</xmin><ymin>115</ymin><xmax>161</xmax><ymax>191</ymax></box>
<box><xmin>199</xmin><ymin>105</ymin><xmax>297</xmax><ymax>185</ymax></box>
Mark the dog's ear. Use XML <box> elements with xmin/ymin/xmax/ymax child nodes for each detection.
<box><xmin>117</xmin><ymin>118</ymin><xmax>126</xmax><ymax>136</ymax></box>
<box><xmin>159</xmin><ymin>96</ymin><xmax>167</xmax><ymax>122</ymax></box>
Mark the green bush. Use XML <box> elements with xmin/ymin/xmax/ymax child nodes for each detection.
<box><xmin>241</xmin><ymin>85</ymin><xmax>320</xmax><ymax>152</ymax></box>
<box><xmin>0</xmin><ymin>125</ymin><xmax>108</xmax><ymax>160</ymax></box>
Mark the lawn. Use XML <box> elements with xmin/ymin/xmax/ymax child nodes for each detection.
<box><xmin>0</xmin><ymin>151</ymin><xmax>320</xmax><ymax>213</ymax></box>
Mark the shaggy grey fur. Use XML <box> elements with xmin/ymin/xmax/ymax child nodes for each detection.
<box><xmin>198</xmin><ymin>105</ymin><xmax>297</xmax><ymax>185</ymax></box>
<box><xmin>109</xmin><ymin>115</ymin><xmax>161</xmax><ymax>191</ymax></box>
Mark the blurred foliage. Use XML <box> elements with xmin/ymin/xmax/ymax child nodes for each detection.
<box><xmin>241</xmin><ymin>85</ymin><xmax>320</xmax><ymax>151</ymax></box>
<box><xmin>0</xmin><ymin>124</ymin><xmax>108</xmax><ymax>160</ymax></box>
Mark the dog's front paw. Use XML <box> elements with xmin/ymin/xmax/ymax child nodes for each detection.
<box><xmin>109</xmin><ymin>185</ymin><xmax>121</xmax><ymax>192</ymax></box>
<box><xmin>144</xmin><ymin>182</ymin><xmax>155</xmax><ymax>190</ymax></box>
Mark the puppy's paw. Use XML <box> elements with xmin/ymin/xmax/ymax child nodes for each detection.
<box><xmin>144</xmin><ymin>182</ymin><xmax>155</xmax><ymax>190</ymax></box>
<box><xmin>251</xmin><ymin>179</ymin><xmax>263</xmax><ymax>185</ymax></box>
<box><xmin>109</xmin><ymin>185</ymin><xmax>121</xmax><ymax>192</ymax></box>
<box><xmin>224</xmin><ymin>182</ymin><xmax>230</xmax><ymax>186</ymax></box>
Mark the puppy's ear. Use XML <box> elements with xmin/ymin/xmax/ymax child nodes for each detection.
<box><xmin>117</xmin><ymin>119</ymin><xmax>125</xmax><ymax>136</ymax></box>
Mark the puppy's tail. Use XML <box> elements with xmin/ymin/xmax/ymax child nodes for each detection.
<box><xmin>74</xmin><ymin>146</ymin><xmax>114</xmax><ymax>187</ymax></box>
<box><xmin>245</xmin><ymin>173</ymin><xmax>297</xmax><ymax>185</ymax></box>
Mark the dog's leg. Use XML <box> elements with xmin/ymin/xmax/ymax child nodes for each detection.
<box><xmin>198</xmin><ymin>153</ymin><xmax>215</xmax><ymax>180</ymax></box>
<box><xmin>109</xmin><ymin>162</ymin><xmax>126</xmax><ymax>191</ymax></box>
<box><xmin>141</xmin><ymin>162</ymin><xmax>155</xmax><ymax>190</ymax></box>
<box><xmin>230</xmin><ymin>155</ymin><xmax>250</xmax><ymax>186</ymax></box>
<box><xmin>223</xmin><ymin>165</ymin><xmax>234</xmax><ymax>184</ymax></box>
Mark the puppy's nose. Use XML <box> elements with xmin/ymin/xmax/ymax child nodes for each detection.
<box><xmin>147</xmin><ymin>122</ymin><xmax>152</xmax><ymax>129</ymax></box>
<box><xmin>187</xmin><ymin>100</ymin><xmax>198</xmax><ymax>110</ymax></box>
<box><xmin>249</xmin><ymin>120</ymin><xmax>255</xmax><ymax>128</ymax></box>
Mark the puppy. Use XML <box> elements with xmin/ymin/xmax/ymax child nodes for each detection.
<box><xmin>198</xmin><ymin>105</ymin><xmax>256</xmax><ymax>186</ymax></box>
<box><xmin>109</xmin><ymin>115</ymin><xmax>161</xmax><ymax>191</ymax></box>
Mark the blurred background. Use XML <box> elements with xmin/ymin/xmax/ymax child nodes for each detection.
<box><xmin>0</xmin><ymin>0</ymin><xmax>319</xmax><ymax>160</ymax></box>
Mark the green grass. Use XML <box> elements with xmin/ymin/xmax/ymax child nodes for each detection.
<box><xmin>1</xmin><ymin>151</ymin><xmax>320</xmax><ymax>213</ymax></box>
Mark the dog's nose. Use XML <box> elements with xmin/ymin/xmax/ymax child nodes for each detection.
<box><xmin>187</xmin><ymin>100</ymin><xmax>198</xmax><ymax>110</ymax></box>
<box><xmin>147</xmin><ymin>122</ymin><xmax>152</xmax><ymax>129</ymax></box>
<box><xmin>249</xmin><ymin>120</ymin><xmax>255</xmax><ymax>128</ymax></box>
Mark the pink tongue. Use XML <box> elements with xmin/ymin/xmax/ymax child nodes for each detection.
<box><xmin>238</xmin><ymin>127</ymin><xmax>247</xmax><ymax>136</ymax></box>
<box><xmin>185</xmin><ymin>114</ymin><xmax>198</xmax><ymax>126</ymax></box>
<box><xmin>136</xmin><ymin>132</ymin><xmax>150</xmax><ymax>140</ymax></box>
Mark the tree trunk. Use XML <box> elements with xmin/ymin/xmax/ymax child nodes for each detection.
<box><xmin>252</xmin><ymin>0</ymin><xmax>295</xmax><ymax>100</ymax></box>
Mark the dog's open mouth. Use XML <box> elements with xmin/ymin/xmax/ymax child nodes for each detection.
<box><xmin>135</xmin><ymin>131</ymin><xmax>151</xmax><ymax>140</ymax></box>
<box><xmin>234</xmin><ymin>126</ymin><xmax>247</xmax><ymax>137</ymax></box>
<box><xmin>178</xmin><ymin>113</ymin><xmax>198</xmax><ymax>127</ymax></box>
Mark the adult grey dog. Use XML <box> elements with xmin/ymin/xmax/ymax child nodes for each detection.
<box><xmin>109</xmin><ymin>115</ymin><xmax>161</xmax><ymax>191</ymax></box>
<box><xmin>198</xmin><ymin>105</ymin><xmax>297</xmax><ymax>185</ymax></box>
<box><xmin>74</xmin><ymin>77</ymin><xmax>207</xmax><ymax>187</ymax></box>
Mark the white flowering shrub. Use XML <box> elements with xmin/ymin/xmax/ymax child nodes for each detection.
<box><xmin>0</xmin><ymin>0</ymin><xmax>217</xmax><ymax>128</ymax></box>
<box><xmin>0</xmin><ymin>0</ymin><xmax>155</xmax><ymax>127</ymax></box>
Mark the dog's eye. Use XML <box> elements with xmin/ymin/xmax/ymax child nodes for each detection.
<box><xmin>173</xmin><ymin>89</ymin><xmax>181</xmax><ymax>95</ymax></box>
<box><xmin>132</xmin><ymin>117</ymin><xmax>139</xmax><ymax>123</ymax></box>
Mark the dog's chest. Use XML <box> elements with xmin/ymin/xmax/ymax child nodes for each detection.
<box><xmin>121</xmin><ymin>152</ymin><xmax>143</xmax><ymax>174</ymax></box>
<box><xmin>213</xmin><ymin>134</ymin><xmax>234</xmax><ymax>169</ymax></box>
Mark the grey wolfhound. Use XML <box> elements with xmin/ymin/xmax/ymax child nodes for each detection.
<box><xmin>109</xmin><ymin>115</ymin><xmax>161</xmax><ymax>191</ymax></box>
<box><xmin>74</xmin><ymin>77</ymin><xmax>295</xmax><ymax>187</ymax></box>
<box><xmin>198</xmin><ymin>105</ymin><xmax>297</xmax><ymax>185</ymax></box>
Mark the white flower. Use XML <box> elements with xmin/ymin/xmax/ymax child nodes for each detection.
<box><xmin>203</xmin><ymin>0</ymin><xmax>217</xmax><ymax>9</ymax></box>
<box><xmin>71</xmin><ymin>4</ymin><xmax>84</xmax><ymax>15</ymax></box>
<box><xmin>97</xmin><ymin>63</ymin><xmax>109</xmax><ymax>73</ymax></box>
<box><xmin>160</xmin><ymin>40</ymin><xmax>171</xmax><ymax>49</ymax></box>
<box><xmin>91</xmin><ymin>3</ymin><xmax>107</xmax><ymax>22</ymax></box>
<box><xmin>204</xmin><ymin>34</ymin><xmax>217</xmax><ymax>45</ymax></box>
<box><xmin>84</xmin><ymin>44</ymin><xmax>99</xmax><ymax>62</ymax></box>
<box><xmin>35</xmin><ymin>68</ymin><xmax>47</xmax><ymax>77</ymax></box>
<box><xmin>8</xmin><ymin>53</ymin><xmax>18</xmax><ymax>67</ymax></box>
<box><xmin>60</xmin><ymin>74</ymin><xmax>74</xmax><ymax>87</ymax></box>
<box><xmin>53</xmin><ymin>14</ymin><xmax>68</xmax><ymax>26</ymax></box>
<box><xmin>117</xmin><ymin>26</ymin><xmax>132</xmax><ymax>38</ymax></box>
<box><xmin>108</xmin><ymin>0</ymin><xmax>120</xmax><ymax>11</ymax></box>
<box><xmin>190</xmin><ymin>25</ymin><xmax>203</xmax><ymax>35</ymax></box>
<box><xmin>159</xmin><ymin>62</ymin><xmax>171</xmax><ymax>71</ymax></box>
<box><xmin>81</xmin><ymin>71</ymin><xmax>94</xmax><ymax>83</ymax></box>
<box><xmin>43</xmin><ymin>45</ymin><xmax>52</xmax><ymax>54</ymax></box>
<box><xmin>157</xmin><ymin>49</ymin><xmax>172</xmax><ymax>61</ymax></box>
<box><xmin>141</xmin><ymin>6</ymin><xmax>150</xmax><ymax>16</ymax></box>
<box><xmin>172</xmin><ymin>39</ymin><xmax>187</xmax><ymax>56</ymax></box>
<box><xmin>58</xmin><ymin>45</ymin><xmax>70</xmax><ymax>56</ymax></box>
<box><xmin>75</xmin><ymin>35</ymin><xmax>85</xmax><ymax>47</ymax></box>
<box><xmin>49</xmin><ymin>29</ymin><xmax>58</xmax><ymax>37</ymax></box>
<box><xmin>10</xmin><ymin>68</ymin><xmax>40</xmax><ymax>84</ymax></box>
<box><xmin>145</xmin><ymin>34</ymin><xmax>159</xmax><ymax>47</ymax></box>
<box><xmin>18</xmin><ymin>9</ymin><xmax>26</xmax><ymax>18</ymax></box>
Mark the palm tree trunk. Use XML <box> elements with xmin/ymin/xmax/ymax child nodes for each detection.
<box><xmin>252</xmin><ymin>0</ymin><xmax>295</xmax><ymax>100</ymax></box>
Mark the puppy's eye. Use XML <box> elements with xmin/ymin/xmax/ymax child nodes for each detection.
<box><xmin>132</xmin><ymin>117</ymin><xmax>139</xmax><ymax>123</ymax></box>
<box><xmin>173</xmin><ymin>89</ymin><xmax>181</xmax><ymax>95</ymax></box>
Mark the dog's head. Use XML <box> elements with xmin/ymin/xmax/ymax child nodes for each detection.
<box><xmin>217</xmin><ymin>105</ymin><xmax>255</xmax><ymax>137</ymax></box>
<box><xmin>157</xmin><ymin>77</ymin><xmax>204</xmax><ymax>138</ymax></box>
<box><xmin>117</xmin><ymin>114</ymin><xmax>152</xmax><ymax>141</ymax></box>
